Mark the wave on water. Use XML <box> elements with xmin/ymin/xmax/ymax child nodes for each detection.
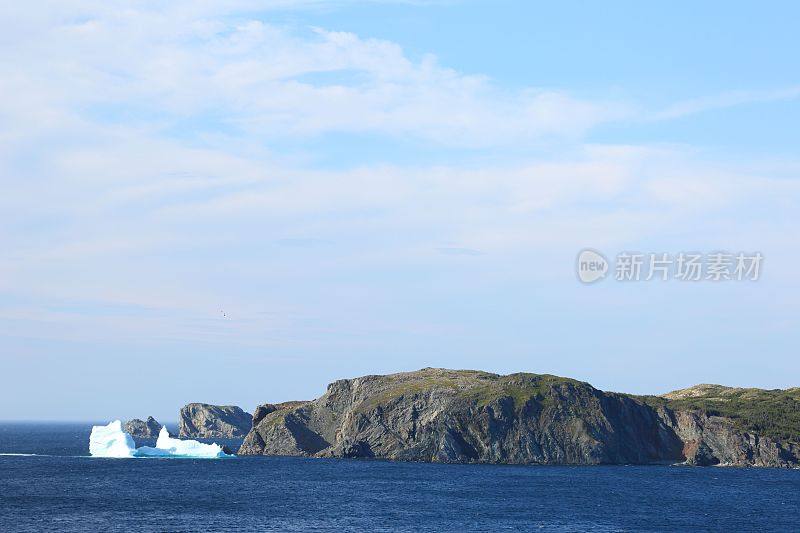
<box><xmin>0</xmin><ymin>453</ymin><xmax>41</xmax><ymax>456</ymax></box>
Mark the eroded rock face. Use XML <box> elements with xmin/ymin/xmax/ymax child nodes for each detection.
<box><xmin>123</xmin><ymin>416</ymin><xmax>162</xmax><ymax>438</ymax></box>
<box><xmin>178</xmin><ymin>404</ymin><xmax>252</xmax><ymax>438</ymax></box>
<box><xmin>238</xmin><ymin>369</ymin><xmax>684</xmax><ymax>464</ymax></box>
<box><xmin>251</xmin><ymin>401</ymin><xmax>310</xmax><ymax>426</ymax></box>
<box><xmin>660</xmin><ymin>409</ymin><xmax>800</xmax><ymax>468</ymax></box>
<box><xmin>238</xmin><ymin>368</ymin><xmax>800</xmax><ymax>468</ymax></box>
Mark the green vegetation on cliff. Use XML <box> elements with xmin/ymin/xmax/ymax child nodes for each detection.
<box><xmin>458</xmin><ymin>373</ymin><xmax>586</xmax><ymax>409</ymax></box>
<box><xmin>357</xmin><ymin>369</ymin><xmax>587</xmax><ymax>412</ymax></box>
<box><xmin>645</xmin><ymin>385</ymin><xmax>800</xmax><ymax>441</ymax></box>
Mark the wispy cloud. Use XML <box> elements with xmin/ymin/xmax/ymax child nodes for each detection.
<box><xmin>436</xmin><ymin>246</ymin><xmax>485</xmax><ymax>256</ymax></box>
<box><xmin>0</xmin><ymin>4</ymin><xmax>629</xmax><ymax>151</ymax></box>
<box><xmin>651</xmin><ymin>85</ymin><xmax>800</xmax><ymax>120</ymax></box>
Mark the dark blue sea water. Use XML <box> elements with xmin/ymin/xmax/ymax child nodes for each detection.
<box><xmin>1</xmin><ymin>423</ymin><xmax>799</xmax><ymax>532</ymax></box>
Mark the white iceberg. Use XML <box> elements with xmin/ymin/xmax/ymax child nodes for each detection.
<box><xmin>137</xmin><ymin>427</ymin><xmax>230</xmax><ymax>458</ymax></box>
<box><xmin>89</xmin><ymin>420</ymin><xmax>137</xmax><ymax>458</ymax></box>
<box><xmin>89</xmin><ymin>421</ymin><xmax>232</xmax><ymax>459</ymax></box>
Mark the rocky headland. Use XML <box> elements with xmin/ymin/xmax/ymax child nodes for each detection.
<box><xmin>123</xmin><ymin>416</ymin><xmax>162</xmax><ymax>438</ymax></box>
<box><xmin>178</xmin><ymin>403</ymin><xmax>252</xmax><ymax>438</ymax></box>
<box><xmin>238</xmin><ymin>368</ymin><xmax>800</xmax><ymax>468</ymax></box>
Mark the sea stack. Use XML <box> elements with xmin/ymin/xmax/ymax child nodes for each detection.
<box><xmin>123</xmin><ymin>416</ymin><xmax>162</xmax><ymax>438</ymax></box>
<box><xmin>178</xmin><ymin>403</ymin><xmax>252</xmax><ymax>438</ymax></box>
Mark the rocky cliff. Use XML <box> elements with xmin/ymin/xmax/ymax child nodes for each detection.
<box><xmin>238</xmin><ymin>368</ymin><xmax>800</xmax><ymax>468</ymax></box>
<box><xmin>123</xmin><ymin>416</ymin><xmax>162</xmax><ymax>438</ymax></box>
<box><xmin>660</xmin><ymin>409</ymin><xmax>800</xmax><ymax>467</ymax></box>
<box><xmin>178</xmin><ymin>403</ymin><xmax>252</xmax><ymax>438</ymax></box>
<box><xmin>648</xmin><ymin>384</ymin><xmax>800</xmax><ymax>467</ymax></box>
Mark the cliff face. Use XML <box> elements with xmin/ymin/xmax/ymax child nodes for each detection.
<box><xmin>654</xmin><ymin>384</ymin><xmax>800</xmax><ymax>467</ymax></box>
<box><xmin>178</xmin><ymin>403</ymin><xmax>252</xmax><ymax>438</ymax></box>
<box><xmin>239</xmin><ymin>369</ymin><xmax>683</xmax><ymax>464</ymax></box>
<box><xmin>251</xmin><ymin>401</ymin><xmax>310</xmax><ymax>427</ymax></box>
<box><xmin>238</xmin><ymin>369</ymin><xmax>800</xmax><ymax>468</ymax></box>
<box><xmin>661</xmin><ymin>409</ymin><xmax>800</xmax><ymax>467</ymax></box>
<box><xmin>123</xmin><ymin>416</ymin><xmax>162</xmax><ymax>438</ymax></box>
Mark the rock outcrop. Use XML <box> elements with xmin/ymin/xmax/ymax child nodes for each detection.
<box><xmin>251</xmin><ymin>401</ymin><xmax>310</xmax><ymax>427</ymax></box>
<box><xmin>178</xmin><ymin>403</ymin><xmax>252</xmax><ymax>438</ymax></box>
<box><xmin>654</xmin><ymin>384</ymin><xmax>800</xmax><ymax>467</ymax></box>
<box><xmin>238</xmin><ymin>368</ymin><xmax>800</xmax><ymax>468</ymax></box>
<box><xmin>123</xmin><ymin>416</ymin><xmax>162</xmax><ymax>438</ymax></box>
<box><xmin>238</xmin><ymin>368</ymin><xmax>682</xmax><ymax>464</ymax></box>
<box><xmin>660</xmin><ymin>409</ymin><xmax>800</xmax><ymax>467</ymax></box>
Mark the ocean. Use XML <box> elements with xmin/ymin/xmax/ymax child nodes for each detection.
<box><xmin>1</xmin><ymin>423</ymin><xmax>799</xmax><ymax>532</ymax></box>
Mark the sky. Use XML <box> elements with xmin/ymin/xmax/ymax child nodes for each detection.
<box><xmin>2</xmin><ymin>1</ymin><xmax>800</xmax><ymax>421</ymax></box>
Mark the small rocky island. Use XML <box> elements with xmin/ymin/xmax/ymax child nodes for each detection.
<box><xmin>238</xmin><ymin>368</ymin><xmax>800</xmax><ymax>468</ymax></box>
<box><xmin>123</xmin><ymin>416</ymin><xmax>162</xmax><ymax>438</ymax></box>
<box><xmin>178</xmin><ymin>403</ymin><xmax>252</xmax><ymax>438</ymax></box>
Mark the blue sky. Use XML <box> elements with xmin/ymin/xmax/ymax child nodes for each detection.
<box><xmin>1</xmin><ymin>1</ymin><xmax>799</xmax><ymax>421</ymax></box>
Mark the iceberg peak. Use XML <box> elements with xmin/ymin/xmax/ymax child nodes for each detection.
<box><xmin>156</xmin><ymin>426</ymin><xmax>171</xmax><ymax>447</ymax></box>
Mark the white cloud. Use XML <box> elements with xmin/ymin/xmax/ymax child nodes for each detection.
<box><xmin>0</xmin><ymin>3</ymin><xmax>628</xmax><ymax>150</ymax></box>
<box><xmin>1</xmin><ymin>1</ymin><xmax>799</xmax><ymax>349</ymax></box>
